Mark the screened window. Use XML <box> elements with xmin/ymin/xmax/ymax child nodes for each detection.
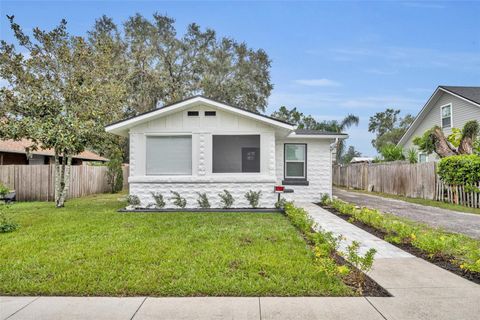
<box><xmin>418</xmin><ymin>153</ymin><xmax>428</xmax><ymax>163</ymax></box>
<box><xmin>441</xmin><ymin>105</ymin><xmax>451</xmax><ymax>128</ymax></box>
<box><xmin>212</xmin><ymin>135</ymin><xmax>260</xmax><ymax>173</ymax></box>
<box><xmin>285</xmin><ymin>144</ymin><xmax>306</xmax><ymax>178</ymax></box>
<box><xmin>146</xmin><ymin>136</ymin><xmax>192</xmax><ymax>175</ymax></box>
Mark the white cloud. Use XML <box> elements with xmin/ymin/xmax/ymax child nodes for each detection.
<box><xmin>0</xmin><ymin>78</ymin><xmax>9</xmax><ymax>88</ymax></box>
<box><xmin>294</xmin><ymin>79</ymin><xmax>341</xmax><ymax>87</ymax></box>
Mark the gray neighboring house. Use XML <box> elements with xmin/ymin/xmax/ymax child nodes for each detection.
<box><xmin>398</xmin><ymin>86</ymin><xmax>480</xmax><ymax>162</ymax></box>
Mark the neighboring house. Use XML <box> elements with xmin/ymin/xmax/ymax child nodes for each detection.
<box><xmin>350</xmin><ymin>157</ymin><xmax>374</xmax><ymax>164</ymax></box>
<box><xmin>0</xmin><ymin>139</ymin><xmax>108</xmax><ymax>165</ymax></box>
<box><xmin>398</xmin><ymin>86</ymin><xmax>480</xmax><ymax>162</ymax></box>
<box><xmin>106</xmin><ymin>96</ymin><xmax>347</xmax><ymax>208</ymax></box>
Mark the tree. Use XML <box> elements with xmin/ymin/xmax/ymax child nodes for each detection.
<box><xmin>341</xmin><ymin>146</ymin><xmax>361</xmax><ymax>164</ymax></box>
<box><xmin>271</xmin><ymin>106</ymin><xmax>359</xmax><ymax>162</ymax></box>
<box><xmin>379</xmin><ymin>144</ymin><xmax>405</xmax><ymax>162</ymax></box>
<box><xmin>89</xmin><ymin>13</ymin><xmax>273</xmax><ymax>114</ymax></box>
<box><xmin>413</xmin><ymin>120</ymin><xmax>479</xmax><ymax>158</ymax></box>
<box><xmin>0</xmin><ymin>17</ymin><xmax>126</xmax><ymax>207</ymax></box>
<box><xmin>368</xmin><ymin>108</ymin><xmax>413</xmax><ymax>152</ymax></box>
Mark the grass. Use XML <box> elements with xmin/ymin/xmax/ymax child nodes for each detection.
<box><xmin>338</xmin><ymin>187</ymin><xmax>480</xmax><ymax>215</ymax></box>
<box><xmin>0</xmin><ymin>193</ymin><xmax>351</xmax><ymax>296</ymax></box>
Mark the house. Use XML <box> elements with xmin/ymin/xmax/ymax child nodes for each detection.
<box><xmin>0</xmin><ymin>139</ymin><xmax>108</xmax><ymax>165</ymax></box>
<box><xmin>106</xmin><ymin>96</ymin><xmax>347</xmax><ymax>208</ymax></box>
<box><xmin>397</xmin><ymin>86</ymin><xmax>480</xmax><ymax>162</ymax></box>
<box><xmin>350</xmin><ymin>157</ymin><xmax>374</xmax><ymax>164</ymax></box>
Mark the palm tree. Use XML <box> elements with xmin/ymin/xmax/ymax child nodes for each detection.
<box><xmin>315</xmin><ymin>114</ymin><xmax>359</xmax><ymax>162</ymax></box>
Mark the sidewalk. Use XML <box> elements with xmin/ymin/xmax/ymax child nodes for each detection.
<box><xmin>2</xmin><ymin>204</ymin><xmax>479</xmax><ymax>320</ymax></box>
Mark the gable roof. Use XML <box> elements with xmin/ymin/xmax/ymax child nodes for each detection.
<box><xmin>0</xmin><ymin>139</ymin><xmax>108</xmax><ymax>161</ymax></box>
<box><xmin>106</xmin><ymin>96</ymin><xmax>295</xmax><ymax>136</ymax></box>
<box><xmin>397</xmin><ymin>86</ymin><xmax>480</xmax><ymax>147</ymax></box>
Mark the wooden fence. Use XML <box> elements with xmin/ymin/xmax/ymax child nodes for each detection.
<box><xmin>333</xmin><ymin>161</ymin><xmax>480</xmax><ymax>208</ymax></box>
<box><xmin>0</xmin><ymin>164</ymin><xmax>128</xmax><ymax>201</ymax></box>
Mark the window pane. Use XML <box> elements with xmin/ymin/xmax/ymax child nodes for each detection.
<box><xmin>419</xmin><ymin>154</ymin><xmax>427</xmax><ymax>163</ymax></box>
<box><xmin>213</xmin><ymin>135</ymin><xmax>260</xmax><ymax>173</ymax></box>
<box><xmin>442</xmin><ymin>117</ymin><xmax>451</xmax><ymax>128</ymax></box>
<box><xmin>146</xmin><ymin>136</ymin><xmax>192</xmax><ymax>175</ymax></box>
<box><xmin>286</xmin><ymin>162</ymin><xmax>304</xmax><ymax>177</ymax></box>
<box><xmin>442</xmin><ymin>106</ymin><xmax>451</xmax><ymax>117</ymax></box>
<box><xmin>285</xmin><ymin>144</ymin><xmax>305</xmax><ymax>161</ymax></box>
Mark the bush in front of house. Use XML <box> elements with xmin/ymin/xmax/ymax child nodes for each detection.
<box><xmin>196</xmin><ymin>192</ymin><xmax>210</xmax><ymax>209</ymax></box>
<box><xmin>170</xmin><ymin>191</ymin><xmax>187</xmax><ymax>208</ymax></box>
<box><xmin>0</xmin><ymin>183</ymin><xmax>9</xmax><ymax>198</ymax></box>
<box><xmin>245</xmin><ymin>190</ymin><xmax>262</xmax><ymax>208</ymax></box>
<box><xmin>218</xmin><ymin>190</ymin><xmax>234</xmax><ymax>209</ymax></box>
<box><xmin>126</xmin><ymin>194</ymin><xmax>141</xmax><ymax>208</ymax></box>
<box><xmin>151</xmin><ymin>192</ymin><xmax>166</xmax><ymax>209</ymax></box>
<box><xmin>275</xmin><ymin>197</ymin><xmax>287</xmax><ymax>209</ymax></box>
<box><xmin>437</xmin><ymin>154</ymin><xmax>480</xmax><ymax>192</ymax></box>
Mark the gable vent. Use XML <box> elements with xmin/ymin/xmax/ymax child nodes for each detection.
<box><xmin>187</xmin><ymin>111</ymin><xmax>199</xmax><ymax>116</ymax></box>
<box><xmin>205</xmin><ymin>111</ymin><xmax>216</xmax><ymax>116</ymax></box>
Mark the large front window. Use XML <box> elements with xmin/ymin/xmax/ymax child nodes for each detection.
<box><xmin>212</xmin><ymin>135</ymin><xmax>260</xmax><ymax>173</ymax></box>
<box><xmin>146</xmin><ymin>136</ymin><xmax>192</xmax><ymax>175</ymax></box>
<box><xmin>285</xmin><ymin>144</ymin><xmax>306</xmax><ymax>179</ymax></box>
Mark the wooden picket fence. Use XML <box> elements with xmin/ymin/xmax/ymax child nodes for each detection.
<box><xmin>333</xmin><ymin>161</ymin><xmax>480</xmax><ymax>208</ymax></box>
<box><xmin>0</xmin><ymin>164</ymin><xmax>128</xmax><ymax>201</ymax></box>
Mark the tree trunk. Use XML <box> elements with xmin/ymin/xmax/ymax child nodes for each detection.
<box><xmin>458</xmin><ymin>136</ymin><xmax>474</xmax><ymax>155</ymax></box>
<box><xmin>55</xmin><ymin>153</ymin><xmax>72</xmax><ymax>208</ymax></box>
<box><xmin>432</xmin><ymin>127</ymin><xmax>457</xmax><ymax>158</ymax></box>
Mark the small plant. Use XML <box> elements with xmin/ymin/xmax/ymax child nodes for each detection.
<box><xmin>245</xmin><ymin>190</ymin><xmax>262</xmax><ymax>208</ymax></box>
<box><xmin>320</xmin><ymin>193</ymin><xmax>330</xmax><ymax>205</ymax></box>
<box><xmin>150</xmin><ymin>192</ymin><xmax>166</xmax><ymax>209</ymax></box>
<box><xmin>170</xmin><ymin>191</ymin><xmax>187</xmax><ymax>208</ymax></box>
<box><xmin>0</xmin><ymin>183</ymin><xmax>9</xmax><ymax>198</ymax></box>
<box><xmin>0</xmin><ymin>207</ymin><xmax>18</xmax><ymax>233</ymax></box>
<box><xmin>126</xmin><ymin>194</ymin><xmax>141</xmax><ymax>208</ymax></box>
<box><xmin>345</xmin><ymin>241</ymin><xmax>376</xmax><ymax>294</ymax></box>
<box><xmin>196</xmin><ymin>192</ymin><xmax>210</xmax><ymax>209</ymax></box>
<box><xmin>275</xmin><ymin>197</ymin><xmax>287</xmax><ymax>209</ymax></box>
<box><xmin>218</xmin><ymin>190</ymin><xmax>234</xmax><ymax>209</ymax></box>
<box><xmin>406</xmin><ymin>148</ymin><xmax>418</xmax><ymax>164</ymax></box>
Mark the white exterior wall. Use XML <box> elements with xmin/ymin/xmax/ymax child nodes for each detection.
<box><xmin>127</xmin><ymin>103</ymin><xmax>334</xmax><ymax>208</ymax></box>
<box><xmin>275</xmin><ymin>138</ymin><xmax>333</xmax><ymax>203</ymax></box>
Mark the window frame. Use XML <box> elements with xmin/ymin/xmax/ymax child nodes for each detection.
<box><xmin>440</xmin><ymin>103</ymin><xmax>452</xmax><ymax>129</ymax></box>
<box><xmin>418</xmin><ymin>152</ymin><xmax>428</xmax><ymax>163</ymax></box>
<box><xmin>145</xmin><ymin>134</ymin><xmax>193</xmax><ymax>176</ymax></box>
<box><xmin>283</xmin><ymin>143</ymin><xmax>308</xmax><ymax>184</ymax></box>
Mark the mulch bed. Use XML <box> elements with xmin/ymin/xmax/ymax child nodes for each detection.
<box><xmin>318</xmin><ymin>203</ymin><xmax>480</xmax><ymax>285</ymax></box>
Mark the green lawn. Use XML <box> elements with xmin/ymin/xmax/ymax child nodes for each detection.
<box><xmin>0</xmin><ymin>193</ymin><xmax>351</xmax><ymax>296</ymax></box>
<box><xmin>339</xmin><ymin>187</ymin><xmax>480</xmax><ymax>215</ymax></box>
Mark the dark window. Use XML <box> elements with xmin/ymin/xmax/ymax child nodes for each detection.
<box><xmin>205</xmin><ymin>111</ymin><xmax>216</xmax><ymax>116</ymax></box>
<box><xmin>212</xmin><ymin>135</ymin><xmax>260</xmax><ymax>173</ymax></box>
<box><xmin>187</xmin><ymin>111</ymin><xmax>199</xmax><ymax>116</ymax></box>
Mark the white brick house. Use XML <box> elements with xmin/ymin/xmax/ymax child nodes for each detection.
<box><xmin>106</xmin><ymin>96</ymin><xmax>347</xmax><ymax>208</ymax></box>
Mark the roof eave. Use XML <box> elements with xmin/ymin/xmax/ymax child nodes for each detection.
<box><xmin>287</xmin><ymin>133</ymin><xmax>349</xmax><ymax>139</ymax></box>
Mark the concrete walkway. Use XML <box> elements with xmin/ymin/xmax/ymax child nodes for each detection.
<box><xmin>334</xmin><ymin>187</ymin><xmax>480</xmax><ymax>239</ymax></box>
<box><xmin>2</xmin><ymin>204</ymin><xmax>479</xmax><ymax>320</ymax></box>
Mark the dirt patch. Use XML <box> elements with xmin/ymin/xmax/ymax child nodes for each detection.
<box><xmin>318</xmin><ymin>203</ymin><xmax>480</xmax><ymax>285</ymax></box>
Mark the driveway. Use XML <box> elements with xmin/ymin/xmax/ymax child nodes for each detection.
<box><xmin>333</xmin><ymin>187</ymin><xmax>480</xmax><ymax>239</ymax></box>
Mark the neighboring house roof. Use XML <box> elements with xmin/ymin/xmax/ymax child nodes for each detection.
<box><xmin>350</xmin><ymin>157</ymin><xmax>374</xmax><ymax>163</ymax></box>
<box><xmin>397</xmin><ymin>85</ymin><xmax>480</xmax><ymax>147</ymax></box>
<box><xmin>0</xmin><ymin>139</ymin><xmax>108</xmax><ymax>161</ymax></box>
<box><xmin>106</xmin><ymin>96</ymin><xmax>295</xmax><ymax>136</ymax></box>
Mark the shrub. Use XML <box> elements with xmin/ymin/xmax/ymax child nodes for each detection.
<box><xmin>379</xmin><ymin>144</ymin><xmax>405</xmax><ymax>162</ymax></box>
<box><xmin>345</xmin><ymin>241</ymin><xmax>376</xmax><ymax>294</ymax></box>
<box><xmin>0</xmin><ymin>183</ymin><xmax>9</xmax><ymax>198</ymax></box>
<box><xmin>406</xmin><ymin>148</ymin><xmax>418</xmax><ymax>164</ymax></box>
<box><xmin>245</xmin><ymin>190</ymin><xmax>262</xmax><ymax>208</ymax></box>
<box><xmin>106</xmin><ymin>152</ymin><xmax>124</xmax><ymax>193</ymax></box>
<box><xmin>170</xmin><ymin>191</ymin><xmax>187</xmax><ymax>208</ymax></box>
<box><xmin>126</xmin><ymin>194</ymin><xmax>141</xmax><ymax>208</ymax></box>
<box><xmin>196</xmin><ymin>192</ymin><xmax>210</xmax><ymax>209</ymax></box>
<box><xmin>320</xmin><ymin>193</ymin><xmax>330</xmax><ymax>205</ymax></box>
<box><xmin>275</xmin><ymin>197</ymin><xmax>287</xmax><ymax>209</ymax></box>
<box><xmin>437</xmin><ymin>154</ymin><xmax>480</xmax><ymax>192</ymax></box>
<box><xmin>0</xmin><ymin>207</ymin><xmax>18</xmax><ymax>233</ymax></box>
<box><xmin>150</xmin><ymin>192</ymin><xmax>165</xmax><ymax>209</ymax></box>
<box><xmin>218</xmin><ymin>190</ymin><xmax>234</xmax><ymax>209</ymax></box>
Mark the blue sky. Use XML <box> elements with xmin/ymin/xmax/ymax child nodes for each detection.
<box><xmin>1</xmin><ymin>1</ymin><xmax>479</xmax><ymax>156</ymax></box>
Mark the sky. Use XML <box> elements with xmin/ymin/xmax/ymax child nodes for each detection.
<box><xmin>1</xmin><ymin>0</ymin><xmax>479</xmax><ymax>156</ymax></box>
